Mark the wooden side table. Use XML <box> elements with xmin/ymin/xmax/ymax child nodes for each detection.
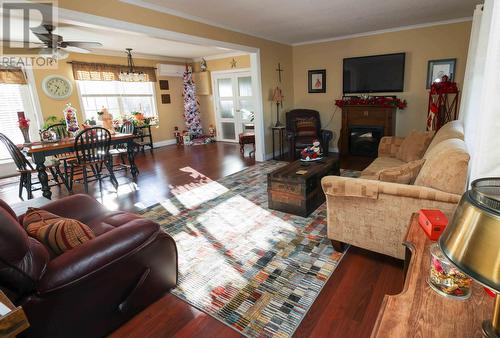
<box><xmin>371</xmin><ymin>214</ymin><xmax>494</xmax><ymax>338</ymax></box>
<box><xmin>271</xmin><ymin>126</ymin><xmax>286</xmax><ymax>160</ymax></box>
<box><xmin>0</xmin><ymin>291</ymin><xmax>29</xmax><ymax>337</ymax></box>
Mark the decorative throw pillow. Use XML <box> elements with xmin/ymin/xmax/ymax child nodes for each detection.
<box><xmin>378</xmin><ymin>159</ymin><xmax>426</xmax><ymax>184</ymax></box>
<box><xmin>23</xmin><ymin>208</ymin><xmax>95</xmax><ymax>255</ymax></box>
<box><xmin>414</xmin><ymin>138</ymin><xmax>469</xmax><ymax>195</ymax></box>
<box><xmin>396</xmin><ymin>130</ymin><xmax>435</xmax><ymax>162</ymax></box>
<box><xmin>296</xmin><ymin>119</ymin><xmax>317</xmax><ymax>137</ymax></box>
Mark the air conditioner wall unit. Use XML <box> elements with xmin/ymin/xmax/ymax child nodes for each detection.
<box><xmin>157</xmin><ymin>64</ymin><xmax>186</xmax><ymax>77</ymax></box>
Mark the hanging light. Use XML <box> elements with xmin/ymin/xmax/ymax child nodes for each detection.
<box><xmin>119</xmin><ymin>48</ymin><xmax>147</xmax><ymax>82</ymax></box>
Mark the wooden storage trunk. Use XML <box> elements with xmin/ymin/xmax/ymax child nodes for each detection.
<box><xmin>268</xmin><ymin>156</ymin><xmax>339</xmax><ymax>217</ymax></box>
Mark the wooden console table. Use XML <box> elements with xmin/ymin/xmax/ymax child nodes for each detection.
<box><xmin>0</xmin><ymin>290</ymin><xmax>29</xmax><ymax>337</ymax></box>
<box><xmin>371</xmin><ymin>214</ymin><xmax>494</xmax><ymax>338</ymax></box>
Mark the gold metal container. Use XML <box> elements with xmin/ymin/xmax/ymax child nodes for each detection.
<box><xmin>439</xmin><ymin>178</ymin><xmax>500</xmax><ymax>337</ymax></box>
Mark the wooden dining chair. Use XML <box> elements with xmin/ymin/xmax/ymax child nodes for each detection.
<box><xmin>68</xmin><ymin>127</ymin><xmax>118</xmax><ymax>193</ymax></box>
<box><xmin>109</xmin><ymin>121</ymin><xmax>136</xmax><ymax>168</ymax></box>
<box><xmin>41</xmin><ymin>123</ymin><xmax>71</xmax><ymax>139</ymax></box>
<box><xmin>39</xmin><ymin>123</ymin><xmax>77</xmax><ymax>175</ymax></box>
<box><xmin>0</xmin><ymin>133</ymin><xmax>66</xmax><ymax>200</ymax></box>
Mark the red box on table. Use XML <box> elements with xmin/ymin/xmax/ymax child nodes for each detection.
<box><xmin>418</xmin><ymin>209</ymin><xmax>448</xmax><ymax>241</ymax></box>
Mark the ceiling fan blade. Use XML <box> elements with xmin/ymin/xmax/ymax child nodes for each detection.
<box><xmin>30</xmin><ymin>24</ymin><xmax>52</xmax><ymax>35</ymax></box>
<box><xmin>61</xmin><ymin>41</ymin><xmax>103</xmax><ymax>48</ymax></box>
<box><xmin>62</xmin><ymin>45</ymin><xmax>92</xmax><ymax>54</ymax></box>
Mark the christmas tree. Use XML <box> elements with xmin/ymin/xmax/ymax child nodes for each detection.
<box><xmin>183</xmin><ymin>65</ymin><xmax>203</xmax><ymax>137</ymax></box>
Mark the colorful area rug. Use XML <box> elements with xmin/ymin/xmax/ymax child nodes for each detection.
<box><xmin>140</xmin><ymin>162</ymin><xmax>355</xmax><ymax>337</ymax></box>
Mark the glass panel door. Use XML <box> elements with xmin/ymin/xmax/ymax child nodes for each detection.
<box><xmin>213</xmin><ymin>71</ymin><xmax>254</xmax><ymax>142</ymax></box>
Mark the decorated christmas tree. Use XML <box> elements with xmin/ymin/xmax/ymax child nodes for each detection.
<box><xmin>183</xmin><ymin>65</ymin><xmax>203</xmax><ymax>137</ymax></box>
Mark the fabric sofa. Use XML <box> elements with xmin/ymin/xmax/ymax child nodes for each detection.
<box><xmin>321</xmin><ymin>121</ymin><xmax>469</xmax><ymax>259</ymax></box>
<box><xmin>0</xmin><ymin>194</ymin><xmax>178</xmax><ymax>338</ymax></box>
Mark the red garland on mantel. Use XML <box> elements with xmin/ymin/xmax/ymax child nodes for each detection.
<box><xmin>335</xmin><ymin>96</ymin><xmax>407</xmax><ymax>109</ymax></box>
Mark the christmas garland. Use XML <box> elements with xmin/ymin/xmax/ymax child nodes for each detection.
<box><xmin>335</xmin><ymin>96</ymin><xmax>407</xmax><ymax>109</ymax></box>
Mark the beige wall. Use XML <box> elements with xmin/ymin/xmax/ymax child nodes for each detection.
<box><xmin>293</xmin><ymin>21</ymin><xmax>472</xmax><ymax>149</ymax></box>
<box><xmin>31</xmin><ymin>52</ymin><xmax>185</xmax><ymax>144</ymax></box>
<box><xmin>192</xmin><ymin>54</ymin><xmax>251</xmax><ymax>132</ymax></box>
<box><xmin>58</xmin><ymin>0</ymin><xmax>294</xmax><ymax>155</ymax></box>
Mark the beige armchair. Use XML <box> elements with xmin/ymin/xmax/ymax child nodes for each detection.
<box><xmin>321</xmin><ymin>120</ymin><xmax>469</xmax><ymax>259</ymax></box>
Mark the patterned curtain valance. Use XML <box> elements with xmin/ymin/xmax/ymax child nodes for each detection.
<box><xmin>71</xmin><ymin>61</ymin><xmax>157</xmax><ymax>82</ymax></box>
<box><xmin>0</xmin><ymin>67</ymin><xmax>27</xmax><ymax>84</ymax></box>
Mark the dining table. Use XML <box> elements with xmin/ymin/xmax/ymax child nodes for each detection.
<box><xmin>22</xmin><ymin>133</ymin><xmax>139</xmax><ymax>199</ymax></box>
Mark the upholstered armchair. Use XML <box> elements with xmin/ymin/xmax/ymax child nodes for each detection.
<box><xmin>286</xmin><ymin>109</ymin><xmax>334</xmax><ymax>160</ymax></box>
<box><xmin>0</xmin><ymin>194</ymin><xmax>178</xmax><ymax>338</ymax></box>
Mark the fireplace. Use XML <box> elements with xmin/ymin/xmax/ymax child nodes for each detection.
<box><xmin>348</xmin><ymin>126</ymin><xmax>384</xmax><ymax>157</ymax></box>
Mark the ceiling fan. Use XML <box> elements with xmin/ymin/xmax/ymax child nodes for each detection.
<box><xmin>30</xmin><ymin>24</ymin><xmax>103</xmax><ymax>58</ymax></box>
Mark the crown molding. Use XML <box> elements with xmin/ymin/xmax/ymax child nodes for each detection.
<box><xmin>191</xmin><ymin>51</ymin><xmax>249</xmax><ymax>62</ymax></box>
<box><xmin>120</xmin><ymin>0</ymin><xmax>289</xmax><ymax>45</ymax></box>
<box><xmin>89</xmin><ymin>48</ymin><xmax>189</xmax><ymax>63</ymax></box>
<box><xmin>292</xmin><ymin>17</ymin><xmax>473</xmax><ymax>46</ymax></box>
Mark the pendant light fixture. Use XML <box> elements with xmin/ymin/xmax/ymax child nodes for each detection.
<box><xmin>119</xmin><ymin>48</ymin><xmax>146</xmax><ymax>82</ymax></box>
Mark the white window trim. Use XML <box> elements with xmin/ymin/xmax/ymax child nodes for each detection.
<box><xmin>0</xmin><ymin>68</ymin><xmax>42</xmax><ymax>176</ymax></box>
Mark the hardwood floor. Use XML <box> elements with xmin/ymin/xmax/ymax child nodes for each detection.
<box><xmin>0</xmin><ymin>142</ymin><xmax>404</xmax><ymax>338</ymax></box>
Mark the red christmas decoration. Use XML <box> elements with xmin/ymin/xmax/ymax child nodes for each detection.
<box><xmin>335</xmin><ymin>96</ymin><xmax>407</xmax><ymax>109</ymax></box>
<box><xmin>426</xmin><ymin>75</ymin><xmax>459</xmax><ymax>131</ymax></box>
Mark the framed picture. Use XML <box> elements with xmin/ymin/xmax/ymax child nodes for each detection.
<box><xmin>308</xmin><ymin>69</ymin><xmax>326</xmax><ymax>93</ymax></box>
<box><xmin>161</xmin><ymin>94</ymin><xmax>171</xmax><ymax>104</ymax></box>
<box><xmin>426</xmin><ymin>59</ymin><xmax>456</xmax><ymax>88</ymax></box>
<box><xmin>159</xmin><ymin>80</ymin><xmax>169</xmax><ymax>90</ymax></box>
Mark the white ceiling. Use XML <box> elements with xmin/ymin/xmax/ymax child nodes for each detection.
<box><xmin>1</xmin><ymin>15</ymin><xmax>240</xmax><ymax>60</ymax></box>
<box><xmin>123</xmin><ymin>0</ymin><xmax>477</xmax><ymax>44</ymax></box>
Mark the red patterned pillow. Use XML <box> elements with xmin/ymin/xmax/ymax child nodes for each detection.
<box><xmin>296</xmin><ymin>119</ymin><xmax>317</xmax><ymax>137</ymax></box>
<box><xmin>23</xmin><ymin>208</ymin><xmax>95</xmax><ymax>255</ymax></box>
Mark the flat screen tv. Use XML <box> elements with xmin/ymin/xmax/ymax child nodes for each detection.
<box><xmin>343</xmin><ymin>53</ymin><xmax>405</xmax><ymax>93</ymax></box>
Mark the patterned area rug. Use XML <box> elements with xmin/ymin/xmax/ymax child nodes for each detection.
<box><xmin>140</xmin><ymin>162</ymin><xmax>356</xmax><ymax>337</ymax></box>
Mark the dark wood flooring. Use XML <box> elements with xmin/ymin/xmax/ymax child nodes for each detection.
<box><xmin>0</xmin><ymin>142</ymin><xmax>404</xmax><ymax>338</ymax></box>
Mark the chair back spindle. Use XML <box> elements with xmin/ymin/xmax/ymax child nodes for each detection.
<box><xmin>40</xmin><ymin>123</ymin><xmax>71</xmax><ymax>140</ymax></box>
<box><xmin>74</xmin><ymin>127</ymin><xmax>112</xmax><ymax>165</ymax></box>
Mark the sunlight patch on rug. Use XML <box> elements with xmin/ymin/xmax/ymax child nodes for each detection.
<box><xmin>141</xmin><ymin>161</ymin><xmax>349</xmax><ymax>337</ymax></box>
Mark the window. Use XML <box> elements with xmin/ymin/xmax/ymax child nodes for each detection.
<box><xmin>0</xmin><ymin>83</ymin><xmax>39</xmax><ymax>161</ymax></box>
<box><xmin>77</xmin><ymin>81</ymin><xmax>158</xmax><ymax>121</ymax></box>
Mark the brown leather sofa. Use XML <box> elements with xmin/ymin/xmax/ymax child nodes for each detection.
<box><xmin>0</xmin><ymin>194</ymin><xmax>178</xmax><ymax>338</ymax></box>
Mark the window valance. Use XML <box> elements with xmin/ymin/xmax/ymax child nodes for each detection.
<box><xmin>71</xmin><ymin>61</ymin><xmax>157</xmax><ymax>82</ymax></box>
<box><xmin>0</xmin><ymin>67</ymin><xmax>27</xmax><ymax>84</ymax></box>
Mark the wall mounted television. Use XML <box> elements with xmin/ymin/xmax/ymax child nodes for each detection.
<box><xmin>343</xmin><ymin>52</ymin><xmax>405</xmax><ymax>93</ymax></box>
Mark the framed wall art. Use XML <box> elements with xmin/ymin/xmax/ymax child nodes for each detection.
<box><xmin>426</xmin><ymin>59</ymin><xmax>456</xmax><ymax>88</ymax></box>
<box><xmin>308</xmin><ymin>69</ymin><xmax>326</xmax><ymax>93</ymax></box>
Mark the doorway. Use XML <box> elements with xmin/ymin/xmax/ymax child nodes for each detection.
<box><xmin>211</xmin><ymin>69</ymin><xmax>255</xmax><ymax>142</ymax></box>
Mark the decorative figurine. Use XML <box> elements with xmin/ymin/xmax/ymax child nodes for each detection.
<box><xmin>208</xmin><ymin>124</ymin><xmax>216</xmax><ymax>138</ymax></box>
<box><xmin>101</xmin><ymin>107</ymin><xmax>115</xmax><ymax>134</ymax></box>
<box><xmin>300</xmin><ymin>140</ymin><xmax>322</xmax><ymax>161</ymax></box>
<box><xmin>174</xmin><ymin>126</ymin><xmax>182</xmax><ymax>145</ymax></box>
<box><xmin>200</xmin><ymin>58</ymin><xmax>207</xmax><ymax>72</ymax></box>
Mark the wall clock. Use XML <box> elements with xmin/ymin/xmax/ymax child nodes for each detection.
<box><xmin>42</xmin><ymin>75</ymin><xmax>73</xmax><ymax>99</ymax></box>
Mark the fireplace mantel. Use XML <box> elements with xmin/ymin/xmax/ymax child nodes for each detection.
<box><xmin>339</xmin><ymin>104</ymin><xmax>397</xmax><ymax>170</ymax></box>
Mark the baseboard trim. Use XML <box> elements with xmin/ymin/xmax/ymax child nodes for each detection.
<box><xmin>153</xmin><ymin>139</ymin><xmax>177</xmax><ymax>148</ymax></box>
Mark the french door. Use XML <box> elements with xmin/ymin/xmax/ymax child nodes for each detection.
<box><xmin>212</xmin><ymin>70</ymin><xmax>254</xmax><ymax>142</ymax></box>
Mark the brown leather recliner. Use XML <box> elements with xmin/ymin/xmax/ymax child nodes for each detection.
<box><xmin>0</xmin><ymin>194</ymin><xmax>178</xmax><ymax>338</ymax></box>
<box><xmin>286</xmin><ymin>109</ymin><xmax>334</xmax><ymax>160</ymax></box>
